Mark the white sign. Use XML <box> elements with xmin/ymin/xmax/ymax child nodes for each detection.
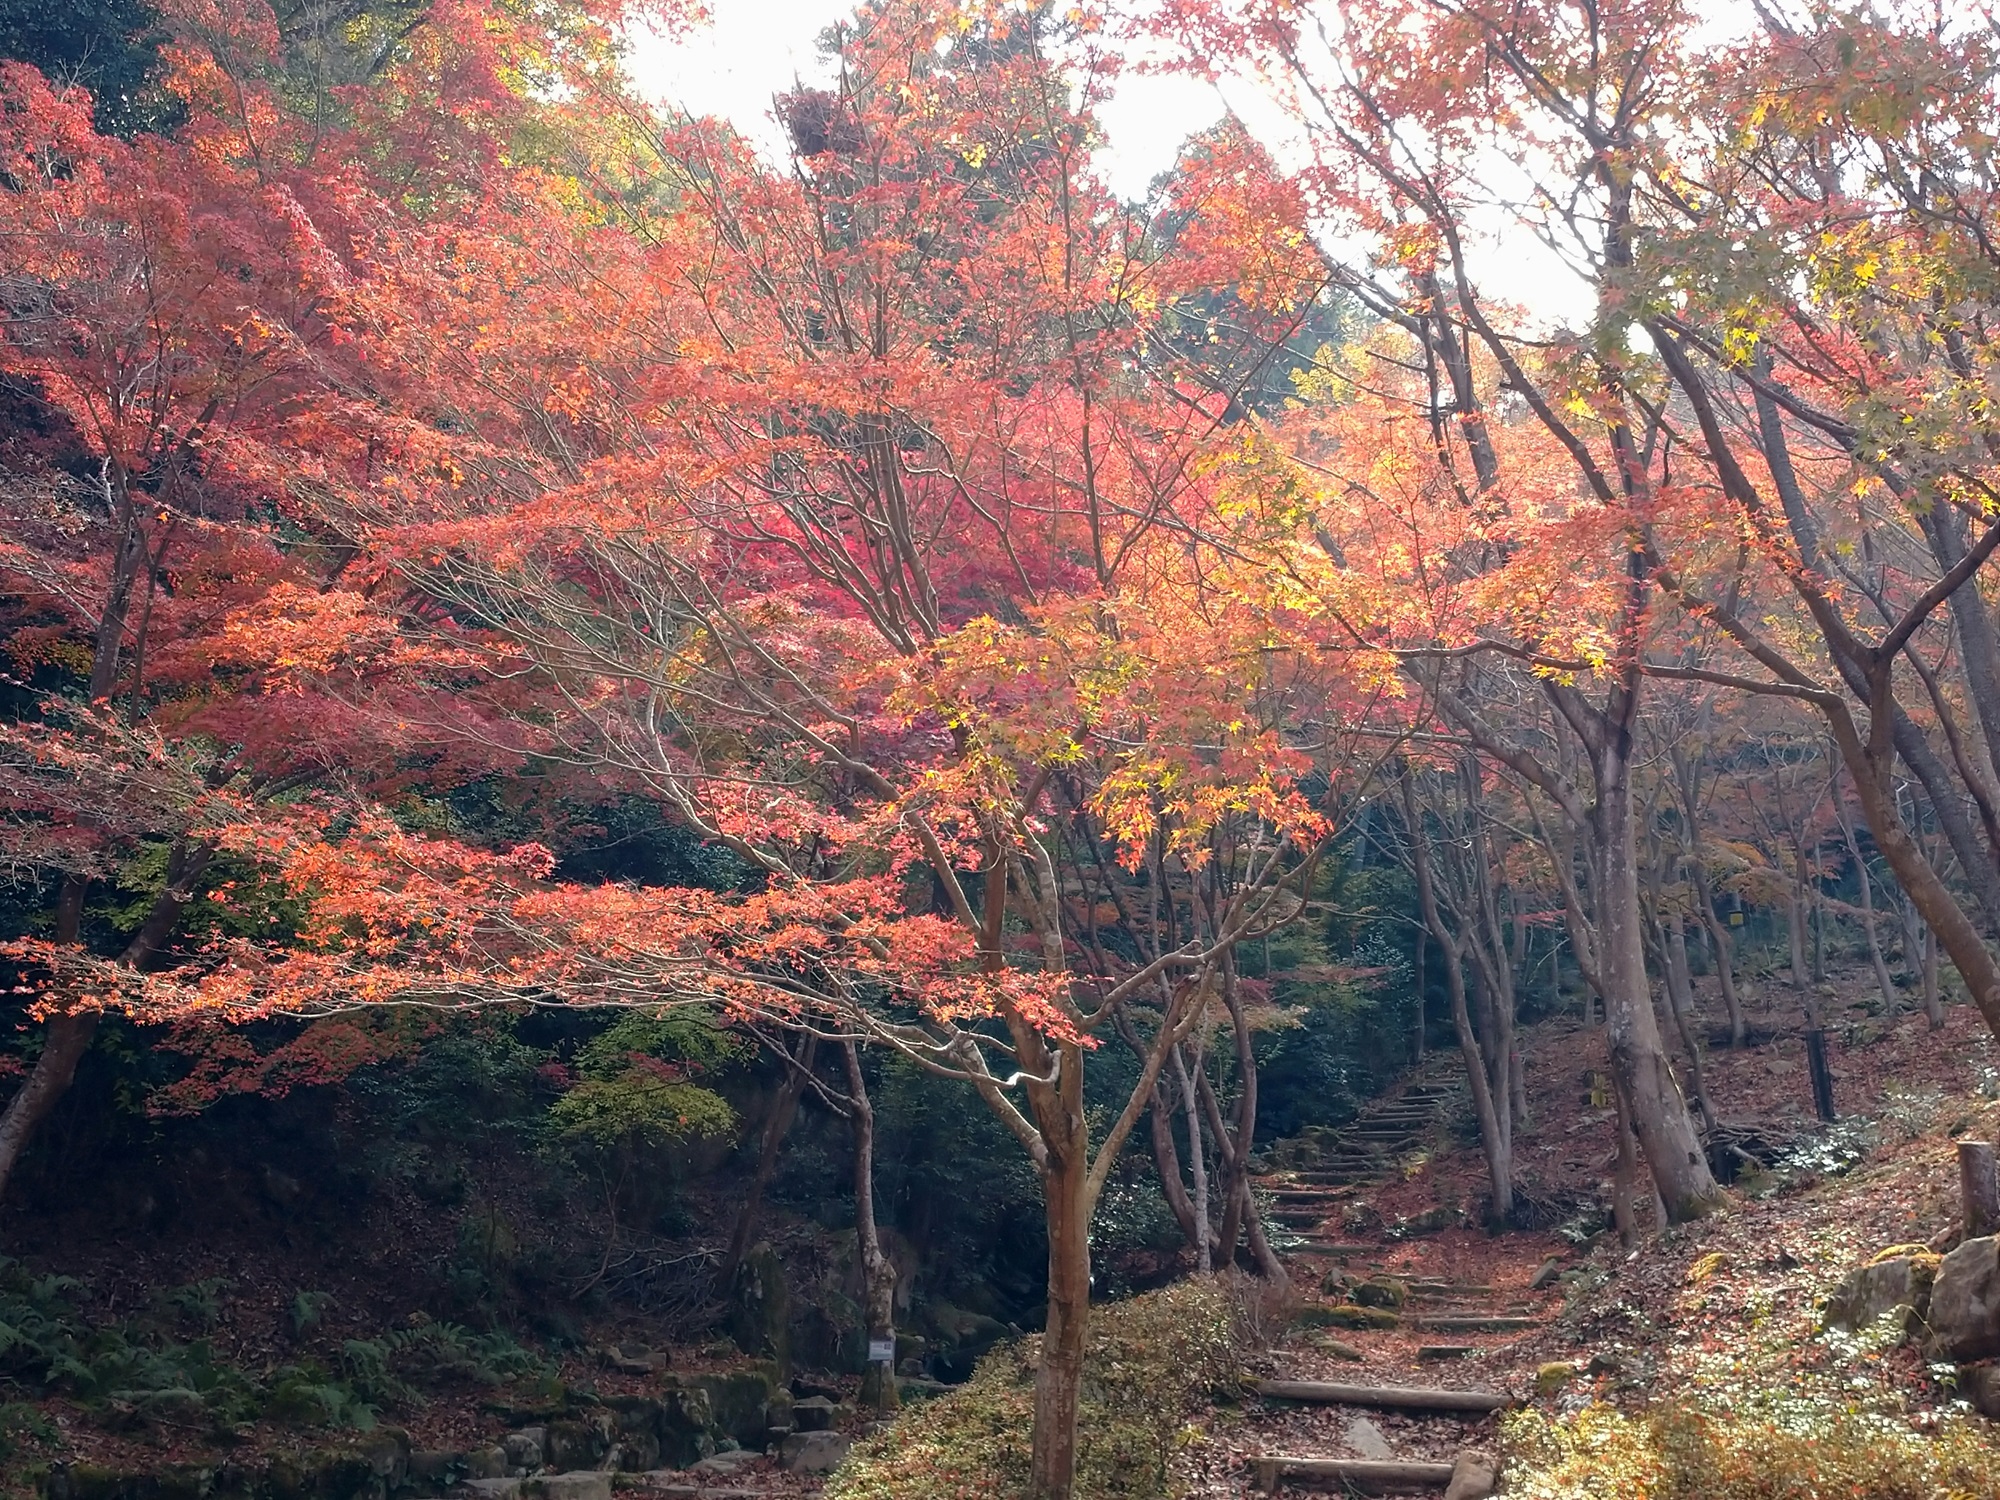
<box><xmin>868</xmin><ymin>1338</ymin><xmax>896</xmax><ymax>1364</ymax></box>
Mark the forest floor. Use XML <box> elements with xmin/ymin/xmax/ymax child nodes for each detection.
<box><xmin>13</xmin><ymin>957</ymin><xmax>1995</xmax><ymax>1499</ymax></box>
<box><xmin>1182</xmin><ymin>960</ymin><xmax>1999</xmax><ymax>1496</ymax></box>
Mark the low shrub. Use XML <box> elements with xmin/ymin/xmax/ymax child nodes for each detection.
<box><xmin>826</xmin><ymin>1278</ymin><xmax>1243</xmax><ymax>1500</ymax></box>
<box><xmin>1504</xmin><ymin>1399</ymin><xmax>2000</xmax><ymax>1499</ymax></box>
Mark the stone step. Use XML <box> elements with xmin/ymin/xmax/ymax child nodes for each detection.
<box><xmin>1248</xmin><ymin>1455</ymin><xmax>1457</xmax><ymax>1493</ymax></box>
<box><xmin>1253</xmin><ymin>1379</ymin><xmax>1511</xmax><ymax>1413</ymax></box>
<box><xmin>1411</xmin><ymin>1316</ymin><xmax>1539</xmax><ymax>1333</ymax></box>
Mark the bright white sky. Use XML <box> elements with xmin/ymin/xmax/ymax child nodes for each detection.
<box><xmin>623</xmin><ymin>1</ymin><xmax>1774</xmax><ymax>325</ymax></box>
<box><xmin>625</xmin><ymin>1</ymin><xmax>1228</xmax><ymax>202</ymax></box>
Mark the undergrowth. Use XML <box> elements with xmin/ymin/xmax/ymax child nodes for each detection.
<box><xmin>1505</xmin><ymin>1400</ymin><xmax>2000</xmax><ymax>1499</ymax></box>
<box><xmin>0</xmin><ymin>1257</ymin><xmax>551</xmax><ymax>1439</ymax></box>
<box><xmin>826</xmin><ymin>1279</ymin><xmax>1243</xmax><ymax>1500</ymax></box>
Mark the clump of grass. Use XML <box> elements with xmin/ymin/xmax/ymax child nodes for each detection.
<box><xmin>827</xmin><ymin>1279</ymin><xmax>1243</xmax><ymax>1500</ymax></box>
<box><xmin>1504</xmin><ymin>1400</ymin><xmax>2000</xmax><ymax>1499</ymax></box>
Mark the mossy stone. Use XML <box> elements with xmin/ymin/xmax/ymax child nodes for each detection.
<box><xmin>1535</xmin><ymin>1361</ymin><xmax>1579</xmax><ymax>1395</ymax></box>
<box><xmin>1293</xmin><ymin>1303</ymin><xmax>1400</xmax><ymax>1331</ymax></box>
<box><xmin>1351</xmin><ymin>1277</ymin><xmax>1408</xmax><ymax>1310</ymax></box>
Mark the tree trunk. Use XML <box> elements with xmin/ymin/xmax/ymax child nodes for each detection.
<box><xmin>1660</xmin><ymin>915</ymin><xmax>1716</xmax><ymax>1133</ymax></box>
<box><xmin>1413</xmin><ymin>928</ymin><xmax>1427</xmax><ymax>1062</ymax></box>
<box><xmin>1803</xmin><ymin>1025</ymin><xmax>1836</xmax><ymax>1122</ymax></box>
<box><xmin>1030</xmin><ymin>1051</ymin><xmax>1091</xmax><ymax>1500</ymax></box>
<box><xmin>1787</xmin><ymin>871</ymin><xmax>1809</xmax><ymax>993</ymax></box>
<box><xmin>1403</xmin><ymin>779</ymin><xmax>1512</xmax><ymax>1224</ymax></box>
<box><xmin>841</xmin><ymin>1042</ymin><xmax>899</xmax><ymax>1413</ymax></box>
<box><xmin>1959</xmin><ymin>1138</ymin><xmax>2000</xmax><ymax>1240</ymax></box>
<box><xmin>1595</xmin><ymin>769</ymin><xmax>1723</xmax><ymax>1221</ymax></box>
<box><xmin>1836</xmin><ymin>788</ymin><xmax>1901</xmax><ymax>1016</ymax></box>
<box><xmin>1144</xmin><ymin>1076</ymin><xmax>1202</xmax><ymax>1249</ymax></box>
<box><xmin>1510</xmin><ymin>1044</ymin><xmax>1529</xmax><ymax>1132</ymax></box>
<box><xmin>1170</xmin><ymin>1042</ymin><xmax>1212</xmax><ymax>1274</ymax></box>
<box><xmin>0</xmin><ymin>1011</ymin><xmax>99</xmax><ymax>1206</ymax></box>
<box><xmin>0</xmin><ymin>854</ymin><xmax>205</xmax><ymax>1208</ymax></box>
<box><xmin>723</xmin><ymin>1033</ymin><xmax>818</xmax><ymax>1289</ymax></box>
<box><xmin>1609</xmin><ymin>1064</ymin><xmax>1638</xmax><ymax>1248</ymax></box>
<box><xmin>1826</xmin><ymin>704</ymin><xmax>2000</xmax><ymax>1044</ymax></box>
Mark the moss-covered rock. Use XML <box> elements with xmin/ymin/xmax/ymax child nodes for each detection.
<box><xmin>1294</xmin><ymin>1303</ymin><xmax>1400</xmax><ymax>1331</ymax></box>
<box><xmin>825</xmin><ymin>1280</ymin><xmax>1241</xmax><ymax>1500</ymax></box>
<box><xmin>687</xmin><ymin>1366</ymin><xmax>778</xmax><ymax>1449</ymax></box>
<box><xmin>1534</xmin><ymin>1361</ymin><xmax>1578</xmax><ymax>1396</ymax></box>
<box><xmin>726</xmin><ymin>1245</ymin><xmax>791</xmax><ymax>1377</ymax></box>
<box><xmin>1351</xmin><ymin>1277</ymin><xmax>1408</xmax><ymax>1310</ymax></box>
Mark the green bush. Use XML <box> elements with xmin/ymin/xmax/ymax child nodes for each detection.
<box><xmin>827</xmin><ymin>1279</ymin><xmax>1242</xmax><ymax>1500</ymax></box>
<box><xmin>1504</xmin><ymin>1400</ymin><xmax>2000</xmax><ymax>1500</ymax></box>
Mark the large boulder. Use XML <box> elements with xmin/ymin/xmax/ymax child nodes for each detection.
<box><xmin>687</xmin><ymin>1367</ymin><xmax>779</xmax><ymax>1450</ymax></box>
<box><xmin>777</xmin><ymin>1431</ymin><xmax>851</xmax><ymax>1474</ymax></box>
<box><xmin>1960</xmin><ymin>1361</ymin><xmax>2000</xmax><ymax>1421</ymax></box>
<box><xmin>1821</xmin><ymin>1250</ymin><xmax>1938</xmax><ymax>1336</ymax></box>
<box><xmin>541</xmin><ymin>1417</ymin><xmax>610</xmax><ymax>1473</ymax></box>
<box><xmin>726</xmin><ymin>1244</ymin><xmax>791</xmax><ymax>1376</ymax></box>
<box><xmin>1928</xmin><ymin>1236</ymin><xmax>2000</xmax><ymax>1361</ymax></box>
<box><xmin>600</xmin><ymin>1387</ymin><xmax>715</xmax><ymax>1471</ymax></box>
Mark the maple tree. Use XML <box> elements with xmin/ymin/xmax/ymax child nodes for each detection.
<box><xmin>1139</xmin><ymin>0</ymin><xmax>2000</xmax><ymax>1224</ymax></box>
<box><xmin>301</xmin><ymin>14</ymin><xmax>1342</xmax><ymax>1486</ymax></box>
<box><xmin>15</xmin><ymin>0</ymin><xmax>2000</xmax><ymax>1491</ymax></box>
<box><xmin>0</xmin><ymin>0</ymin><xmax>679</xmax><ymax>1192</ymax></box>
<box><xmin>0</xmin><ymin>3</ymin><xmax>1341</xmax><ymax>1491</ymax></box>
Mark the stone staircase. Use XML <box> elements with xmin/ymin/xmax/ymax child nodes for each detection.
<box><xmin>1235</xmin><ymin>1069</ymin><xmax>1549</xmax><ymax>1493</ymax></box>
<box><xmin>1253</xmin><ymin>1078</ymin><xmax>1462</xmax><ymax>1245</ymax></box>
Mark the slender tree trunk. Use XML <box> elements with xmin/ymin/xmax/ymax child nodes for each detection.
<box><xmin>1030</xmin><ymin>1044</ymin><xmax>1090</xmax><ymax>1500</ymax></box>
<box><xmin>1144</xmin><ymin>1076</ymin><xmax>1201</xmax><ymax>1248</ymax></box>
<box><xmin>1412</xmin><ymin>927</ymin><xmax>1427</xmax><ymax>1062</ymax></box>
<box><xmin>1659</xmin><ymin>915</ymin><xmax>1716</xmax><ymax>1133</ymax></box>
<box><xmin>1196</xmin><ymin>1063</ymin><xmax>1288</xmax><ymax>1286</ymax></box>
<box><xmin>1835</xmin><ymin>787</ymin><xmax>1900</xmax><ymax>1016</ymax></box>
<box><xmin>1</xmin><ymin>846</ymin><xmax>208</xmax><ymax>1208</ymax></box>
<box><xmin>723</xmin><ymin>1033</ymin><xmax>818</xmax><ymax>1288</ymax></box>
<box><xmin>1595</xmin><ymin>769</ymin><xmax>1723</xmax><ymax>1221</ymax></box>
<box><xmin>1510</xmin><ymin>1045</ymin><xmax>1529</xmax><ymax>1132</ymax></box>
<box><xmin>1208</xmin><ymin>954</ymin><xmax>1279</xmax><ymax>1284</ymax></box>
<box><xmin>841</xmin><ymin>1043</ymin><xmax>899</xmax><ymax>1413</ymax></box>
<box><xmin>1170</xmin><ymin>1042</ymin><xmax>1212</xmax><ymax>1274</ymax></box>
<box><xmin>1404</xmin><ymin>781</ymin><xmax>1512</xmax><ymax>1224</ymax></box>
<box><xmin>1787</xmin><ymin>873</ymin><xmax>1809</xmax><ymax>993</ymax></box>
<box><xmin>1609</xmin><ymin>1064</ymin><xmax>1638</xmax><ymax>1248</ymax></box>
<box><xmin>1826</xmin><ymin>704</ymin><xmax>2000</xmax><ymax>1043</ymax></box>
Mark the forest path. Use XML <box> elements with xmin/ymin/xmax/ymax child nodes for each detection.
<box><xmin>1226</xmin><ymin>1071</ymin><xmax>1559</xmax><ymax>1496</ymax></box>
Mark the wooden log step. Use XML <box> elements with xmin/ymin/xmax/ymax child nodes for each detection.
<box><xmin>1249</xmin><ymin>1456</ymin><xmax>1456</xmax><ymax>1493</ymax></box>
<box><xmin>1409</xmin><ymin>1283</ymin><xmax>1494</xmax><ymax>1295</ymax></box>
<box><xmin>1269</xmin><ymin>1187</ymin><xmax>1353</xmax><ymax>1199</ymax></box>
<box><xmin>1416</xmin><ymin>1320</ymin><xmax>1536</xmax><ymax>1336</ymax></box>
<box><xmin>1416</xmin><ymin>1345</ymin><xmax>1476</xmax><ymax>1362</ymax></box>
<box><xmin>1254</xmin><ymin>1379</ymin><xmax>1510</xmax><ymax>1412</ymax></box>
<box><xmin>1287</xmin><ymin>1241</ymin><xmax>1375</xmax><ymax>1256</ymax></box>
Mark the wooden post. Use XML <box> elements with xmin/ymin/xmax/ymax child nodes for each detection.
<box><xmin>1959</xmin><ymin>1139</ymin><xmax>2000</xmax><ymax>1240</ymax></box>
<box><xmin>1804</xmin><ymin>1027</ymin><xmax>1836</xmax><ymax>1122</ymax></box>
